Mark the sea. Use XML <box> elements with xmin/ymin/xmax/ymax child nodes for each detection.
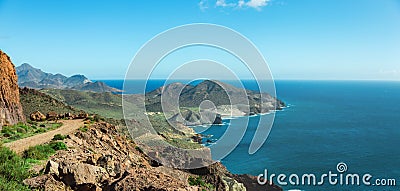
<box><xmin>99</xmin><ymin>79</ymin><xmax>400</xmax><ymax>191</ymax></box>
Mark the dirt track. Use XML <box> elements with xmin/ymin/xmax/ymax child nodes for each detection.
<box><xmin>4</xmin><ymin>119</ymin><xmax>84</xmax><ymax>154</ymax></box>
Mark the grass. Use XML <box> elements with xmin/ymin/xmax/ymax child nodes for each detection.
<box><xmin>0</xmin><ymin>139</ymin><xmax>66</xmax><ymax>190</ymax></box>
<box><xmin>0</xmin><ymin>146</ymin><xmax>32</xmax><ymax>191</ymax></box>
<box><xmin>23</xmin><ymin>141</ymin><xmax>67</xmax><ymax>160</ymax></box>
<box><xmin>1</xmin><ymin>122</ymin><xmax>62</xmax><ymax>143</ymax></box>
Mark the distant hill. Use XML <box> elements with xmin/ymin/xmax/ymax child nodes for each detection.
<box><xmin>16</xmin><ymin>63</ymin><xmax>121</xmax><ymax>93</ymax></box>
<box><xmin>146</xmin><ymin>80</ymin><xmax>285</xmax><ymax>114</ymax></box>
<box><xmin>145</xmin><ymin>80</ymin><xmax>285</xmax><ymax>125</ymax></box>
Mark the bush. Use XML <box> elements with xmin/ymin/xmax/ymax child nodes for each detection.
<box><xmin>52</xmin><ymin>134</ymin><xmax>66</xmax><ymax>141</ymax></box>
<box><xmin>49</xmin><ymin>142</ymin><xmax>67</xmax><ymax>150</ymax></box>
<box><xmin>79</xmin><ymin>126</ymin><xmax>88</xmax><ymax>132</ymax></box>
<box><xmin>34</xmin><ymin>128</ymin><xmax>47</xmax><ymax>133</ymax></box>
<box><xmin>188</xmin><ymin>176</ymin><xmax>215</xmax><ymax>190</ymax></box>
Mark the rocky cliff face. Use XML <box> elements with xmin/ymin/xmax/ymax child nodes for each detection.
<box><xmin>0</xmin><ymin>50</ymin><xmax>25</xmax><ymax>127</ymax></box>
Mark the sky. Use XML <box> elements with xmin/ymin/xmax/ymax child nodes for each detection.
<box><xmin>0</xmin><ymin>0</ymin><xmax>399</xmax><ymax>80</ymax></box>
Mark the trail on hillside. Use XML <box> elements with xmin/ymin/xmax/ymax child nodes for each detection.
<box><xmin>4</xmin><ymin>119</ymin><xmax>84</xmax><ymax>153</ymax></box>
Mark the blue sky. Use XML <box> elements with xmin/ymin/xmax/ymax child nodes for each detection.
<box><xmin>0</xmin><ymin>0</ymin><xmax>399</xmax><ymax>80</ymax></box>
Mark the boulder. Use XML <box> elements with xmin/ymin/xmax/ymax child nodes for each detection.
<box><xmin>30</xmin><ymin>111</ymin><xmax>46</xmax><ymax>121</ymax></box>
<box><xmin>44</xmin><ymin>160</ymin><xmax>60</xmax><ymax>176</ymax></box>
<box><xmin>46</xmin><ymin>111</ymin><xmax>59</xmax><ymax>120</ymax></box>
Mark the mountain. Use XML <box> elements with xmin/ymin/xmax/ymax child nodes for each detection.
<box><xmin>145</xmin><ymin>80</ymin><xmax>285</xmax><ymax>125</ymax></box>
<box><xmin>16</xmin><ymin>63</ymin><xmax>121</xmax><ymax>93</ymax></box>
<box><xmin>0</xmin><ymin>50</ymin><xmax>25</xmax><ymax>127</ymax></box>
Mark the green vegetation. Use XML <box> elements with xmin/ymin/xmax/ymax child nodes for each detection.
<box><xmin>1</xmin><ymin>122</ymin><xmax>62</xmax><ymax>143</ymax></box>
<box><xmin>0</xmin><ymin>146</ymin><xmax>32</xmax><ymax>191</ymax></box>
<box><xmin>79</xmin><ymin>126</ymin><xmax>88</xmax><ymax>132</ymax></box>
<box><xmin>41</xmin><ymin>89</ymin><xmax>136</xmax><ymax>119</ymax></box>
<box><xmin>23</xmin><ymin>141</ymin><xmax>67</xmax><ymax>160</ymax></box>
<box><xmin>148</xmin><ymin>114</ymin><xmax>202</xmax><ymax>149</ymax></box>
<box><xmin>19</xmin><ymin>87</ymin><xmax>76</xmax><ymax>120</ymax></box>
<box><xmin>188</xmin><ymin>176</ymin><xmax>215</xmax><ymax>191</ymax></box>
<box><xmin>52</xmin><ymin>134</ymin><xmax>67</xmax><ymax>141</ymax></box>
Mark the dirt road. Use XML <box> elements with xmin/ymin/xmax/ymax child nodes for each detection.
<box><xmin>4</xmin><ymin>119</ymin><xmax>84</xmax><ymax>154</ymax></box>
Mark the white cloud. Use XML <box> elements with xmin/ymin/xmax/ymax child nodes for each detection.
<box><xmin>245</xmin><ymin>0</ymin><xmax>269</xmax><ymax>9</ymax></box>
<box><xmin>199</xmin><ymin>0</ymin><xmax>209</xmax><ymax>11</ymax></box>
<box><xmin>201</xmin><ymin>0</ymin><xmax>270</xmax><ymax>11</ymax></box>
<box><xmin>216</xmin><ymin>0</ymin><xmax>236</xmax><ymax>7</ymax></box>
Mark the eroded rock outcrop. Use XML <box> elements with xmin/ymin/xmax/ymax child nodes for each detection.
<box><xmin>0</xmin><ymin>50</ymin><xmax>25</xmax><ymax>127</ymax></box>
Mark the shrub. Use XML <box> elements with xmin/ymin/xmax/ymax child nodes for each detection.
<box><xmin>188</xmin><ymin>176</ymin><xmax>215</xmax><ymax>190</ymax></box>
<box><xmin>49</xmin><ymin>142</ymin><xmax>67</xmax><ymax>150</ymax></box>
<box><xmin>79</xmin><ymin>126</ymin><xmax>88</xmax><ymax>132</ymax></box>
<box><xmin>52</xmin><ymin>134</ymin><xmax>66</xmax><ymax>141</ymax></box>
<box><xmin>39</xmin><ymin>124</ymin><xmax>46</xmax><ymax>128</ymax></box>
<box><xmin>35</xmin><ymin>128</ymin><xmax>47</xmax><ymax>133</ymax></box>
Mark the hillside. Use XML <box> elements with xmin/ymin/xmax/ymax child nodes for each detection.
<box><xmin>40</xmin><ymin>89</ymin><xmax>141</xmax><ymax>119</ymax></box>
<box><xmin>19</xmin><ymin>88</ymin><xmax>77</xmax><ymax>120</ymax></box>
<box><xmin>16</xmin><ymin>63</ymin><xmax>121</xmax><ymax>93</ymax></box>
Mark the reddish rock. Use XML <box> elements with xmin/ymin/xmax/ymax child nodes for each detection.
<box><xmin>0</xmin><ymin>50</ymin><xmax>25</xmax><ymax>127</ymax></box>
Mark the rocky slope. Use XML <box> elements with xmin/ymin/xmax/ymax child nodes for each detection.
<box><xmin>16</xmin><ymin>63</ymin><xmax>121</xmax><ymax>93</ymax></box>
<box><xmin>0</xmin><ymin>50</ymin><xmax>25</xmax><ymax>127</ymax></box>
<box><xmin>23</xmin><ymin>122</ymin><xmax>282</xmax><ymax>191</ymax></box>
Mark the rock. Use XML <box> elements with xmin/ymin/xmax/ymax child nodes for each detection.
<box><xmin>58</xmin><ymin>162</ymin><xmax>108</xmax><ymax>190</ymax></box>
<box><xmin>46</xmin><ymin>111</ymin><xmax>59</xmax><ymax>120</ymax></box>
<box><xmin>0</xmin><ymin>50</ymin><xmax>25</xmax><ymax>127</ymax></box>
<box><xmin>44</xmin><ymin>160</ymin><xmax>60</xmax><ymax>176</ymax></box>
<box><xmin>24</xmin><ymin>174</ymin><xmax>69</xmax><ymax>190</ymax></box>
<box><xmin>222</xmin><ymin>176</ymin><xmax>247</xmax><ymax>191</ymax></box>
<box><xmin>213</xmin><ymin>113</ymin><xmax>223</xmax><ymax>124</ymax></box>
<box><xmin>30</xmin><ymin>111</ymin><xmax>46</xmax><ymax>121</ymax></box>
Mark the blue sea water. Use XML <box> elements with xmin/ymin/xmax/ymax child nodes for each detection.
<box><xmin>99</xmin><ymin>79</ymin><xmax>400</xmax><ymax>191</ymax></box>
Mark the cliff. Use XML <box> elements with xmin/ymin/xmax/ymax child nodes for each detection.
<box><xmin>0</xmin><ymin>50</ymin><xmax>25</xmax><ymax>127</ymax></box>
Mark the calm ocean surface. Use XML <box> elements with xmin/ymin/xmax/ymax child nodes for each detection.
<box><xmin>99</xmin><ymin>80</ymin><xmax>400</xmax><ymax>191</ymax></box>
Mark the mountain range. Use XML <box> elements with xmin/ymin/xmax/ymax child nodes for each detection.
<box><xmin>16</xmin><ymin>63</ymin><xmax>121</xmax><ymax>93</ymax></box>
